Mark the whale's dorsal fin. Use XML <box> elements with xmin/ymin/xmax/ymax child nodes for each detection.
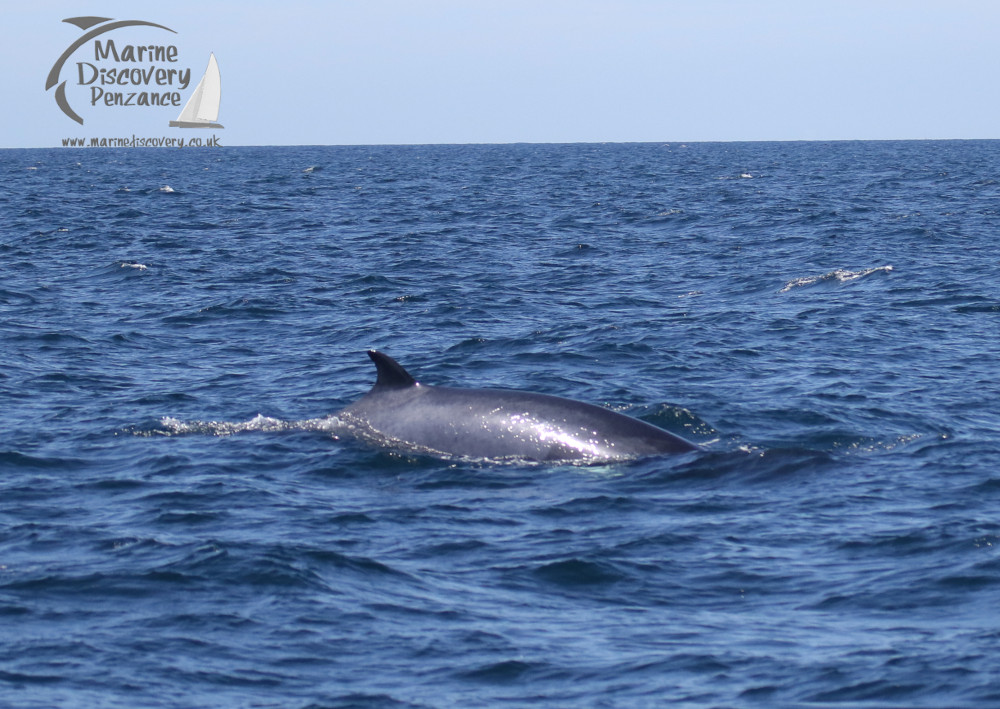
<box><xmin>368</xmin><ymin>350</ymin><xmax>417</xmax><ymax>388</ymax></box>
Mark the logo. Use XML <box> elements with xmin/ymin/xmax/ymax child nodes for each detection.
<box><xmin>45</xmin><ymin>16</ymin><xmax>223</xmax><ymax>129</ymax></box>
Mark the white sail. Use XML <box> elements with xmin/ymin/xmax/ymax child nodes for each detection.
<box><xmin>170</xmin><ymin>53</ymin><xmax>223</xmax><ymax>128</ymax></box>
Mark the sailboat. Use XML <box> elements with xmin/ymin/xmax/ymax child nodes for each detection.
<box><xmin>170</xmin><ymin>53</ymin><xmax>223</xmax><ymax>128</ymax></box>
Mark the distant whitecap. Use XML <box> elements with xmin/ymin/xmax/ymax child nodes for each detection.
<box><xmin>780</xmin><ymin>265</ymin><xmax>894</xmax><ymax>292</ymax></box>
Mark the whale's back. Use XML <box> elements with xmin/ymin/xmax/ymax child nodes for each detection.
<box><xmin>337</xmin><ymin>351</ymin><xmax>698</xmax><ymax>462</ymax></box>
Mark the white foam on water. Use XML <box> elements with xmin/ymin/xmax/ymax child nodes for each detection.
<box><xmin>156</xmin><ymin>414</ymin><xmax>345</xmax><ymax>437</ymax></box>
<box><xmin>780</xmin><ymin>265</ymin><xmax>893</xmax><ymax>293</ymax></box>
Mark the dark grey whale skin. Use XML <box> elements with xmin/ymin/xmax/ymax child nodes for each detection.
<box><xmin>335</xmin><ymin>351</ymin><xmax>699</xmax><ymax>463</ymax></box>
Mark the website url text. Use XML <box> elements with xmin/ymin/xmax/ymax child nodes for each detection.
<box><xmin>61</xmin><ymin>135</ymin><xmax>222</xmax><ymax>148</ymax></box>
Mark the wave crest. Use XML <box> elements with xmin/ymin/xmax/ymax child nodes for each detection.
<box><xmin>780</xmin><ymin>265</ymin><xmax>893</xmax><ymax>293</ymax></box>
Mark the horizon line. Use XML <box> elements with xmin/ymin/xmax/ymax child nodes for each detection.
<box><xmin>4</xmin><ymin>136</ymin><xmax>1000</xmax><ymax>150</ymax></box>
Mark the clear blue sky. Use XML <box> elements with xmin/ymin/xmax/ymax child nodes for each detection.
<box><xmin>4</xmin><ymin>0</ymin><xmax>998</xmax><ymax>147</ymax></box>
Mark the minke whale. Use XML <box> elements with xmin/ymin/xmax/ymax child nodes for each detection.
<box><xmin>335</xmin><ymin>351</ymin><xmax>699</xmax><ymax>463</ymax></box>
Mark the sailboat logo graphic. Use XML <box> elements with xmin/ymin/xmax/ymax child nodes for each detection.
<box><xmin>170</xmin><ymin>53</ymin><xmax>224</xmax><ymax>129</ymax></box>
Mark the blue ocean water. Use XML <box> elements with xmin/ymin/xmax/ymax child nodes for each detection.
<box><xmin>2</xmin><ymin>141</ymin><xmax>999</xmax><ymax>707</ymax></box>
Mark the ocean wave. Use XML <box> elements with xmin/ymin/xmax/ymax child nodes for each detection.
<box><xmin>6</xmin><ymin>142</ymin><xmax>1000</xmax><ymax>709</ymax></box>
<box><xmin>780</xmin><ymin>265</ymin><xmax>894</xmax><ymax>292</ymax></box>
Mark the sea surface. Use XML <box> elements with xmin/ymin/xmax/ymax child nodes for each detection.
<box><xmin>2</xmin><ymin>141</ymin><xmax>1000</xmax><ymax>707</ymax></box>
